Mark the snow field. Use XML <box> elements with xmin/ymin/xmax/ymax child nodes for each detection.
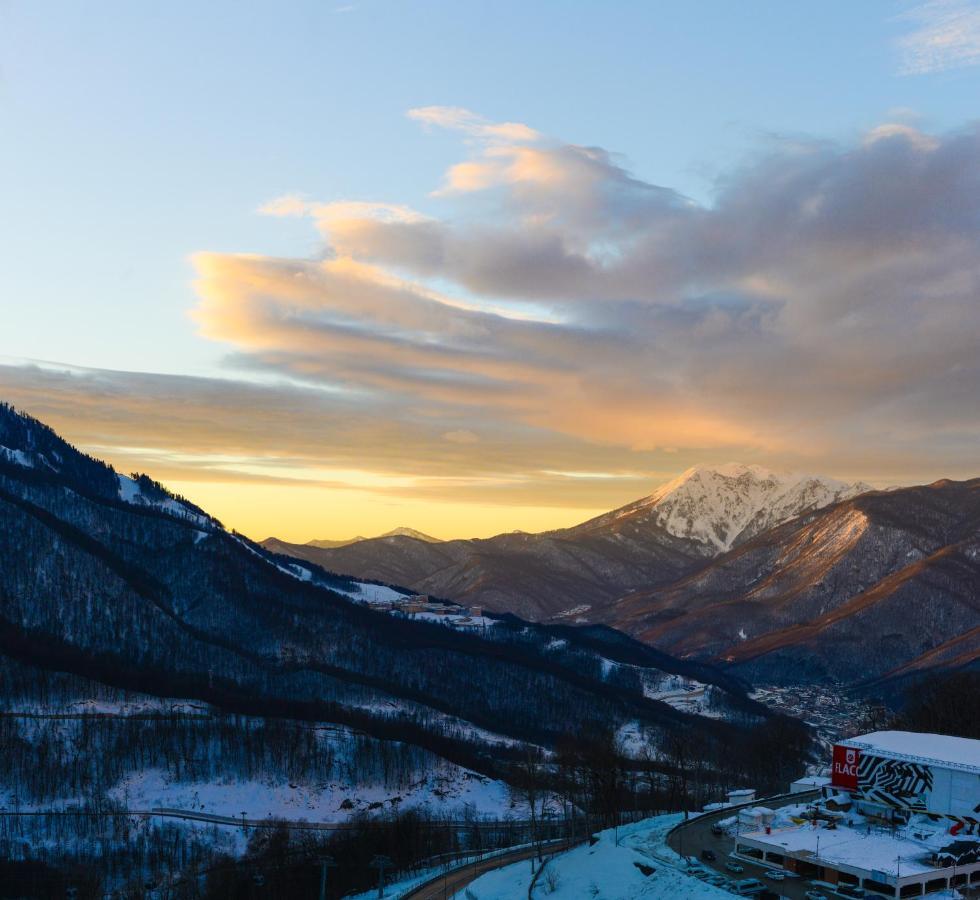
<box><xmin>463</xmin><ymin>813</ymin><xmax>732</xmax><ymax>899</ymax></box>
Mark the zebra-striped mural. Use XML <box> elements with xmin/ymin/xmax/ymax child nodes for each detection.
<box><xmin>857</xmin><ymin>754</ymin><xmax>933</xmax><ymax>811</ymax></box>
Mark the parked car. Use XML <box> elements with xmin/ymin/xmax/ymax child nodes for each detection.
<box><xmin>730</xmin><ymin>878</ymin><xmax>767</xmax><ymax>896</ymax></box>
<box><xmin>701</xmin><ymin>849</ymin><xmax>717</xmax><ymax>861</ymax></box>
<box><xmin>836</xmin><ymin>886</ymin><xmax>865</xmax><ymax>898</ymax></box>
<box><xmin>804</xmin><ymin>891</ymin><xmax>828</xmax><ymax>900</ymax></box>
<box><xmin>725</xmin><ymin>861</ymin><xmax>745</xmax><ymax>874</ymax></box>
<box><xmin>764</xmin><ymin>869</ymin><xmax>786</xmax><ymax>880</ymax></box>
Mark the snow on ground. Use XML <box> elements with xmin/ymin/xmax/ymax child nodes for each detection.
<box><xmin>465</xmin><ymin>813</ymin><xmax>731</xmax><ymax>899</ymax></box>
<box><xmin>1</xmin><ymin>695</ymin><xmax>212</xmax><ymax>716</ymax></box>
<box><xmin>743</xmin><ymin>820</ymin><xmax>943</xmax><ymax>878</ymax></box>
<box><xmin>550</xmin><ymin>605</ymin><xmax>591</xmax><ymax>620</ymax></box>
<box><xmin>0</xmin><ymin>445</ymin><xmax>33</xmax><ymax>467</ymax></box>
<box><xmin>607</xmin><ymin>464</ymin><xmax>871</xmax><ymax>553</ymax></box>
<box><xmin>262</xmin><ymin>554</ymin><xmax>415</xmax><ymax>608</ymax></box>
<box><xmin>733</xmin><ymin>796</ymin><xmax>980</xmax><ymax>879</ymax></box>
<box><xmin>331</xmin><ymin>581</ymin><xmax>410</xmax><ymax>603</ymax></box>
<box><xmin>411</xmin><ymin>611</ymin><xmax>497</xmax><ymax>629</ymax></box>
<box><xmin>614</xmin><ymin>721</ymin><xmax>660</xmax><ymax>761</ymax></box>
<box><xmin>117</xmin><ymin>473</ymin><xmax>212</xmax><ymax>527</ymax></box>
<box><xmin>642</xmin><ymin>674</ymin><xmax>727</xmax><ymax>719</ymax></box>
<box><xmin>109</xmin><ymin>763</ymin><xmax>520</xmax><ymax>824</ymax></box>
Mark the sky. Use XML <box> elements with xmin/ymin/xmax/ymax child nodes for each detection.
<box><xmin>2</xmin><ymin>0</ymin><xmax>980</xmax><ymax>541</ymax></box>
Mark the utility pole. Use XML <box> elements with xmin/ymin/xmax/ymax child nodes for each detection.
<box><xmin>370</xmin><ymin>854</ymin><xmax>393</xmax><ymax>898</ymax></box>
<box><xmin>317</xmin><ymin>854</ymin><xmax>336</xmax><ymax>900</ymax></box>
<box><xmin>241</xmin><ymin>811</ymin><xmax>248</xmax><ymax>836</ymax></box>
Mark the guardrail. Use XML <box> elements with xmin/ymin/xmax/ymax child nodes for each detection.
<box><xmin>666</xmin><ymin>788</ymin><xmax>821</xmax><ymax>851</ymax></box>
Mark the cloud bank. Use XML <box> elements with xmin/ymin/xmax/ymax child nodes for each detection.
<box><xmin>4</xmin><ymin>109</ymin><xmax>978</xmax><ymax>535</ymax></box>
<box><xmin>192</xmin><ymin>109</ymin><xmax>980</xmax><ymax>478</ymax></box>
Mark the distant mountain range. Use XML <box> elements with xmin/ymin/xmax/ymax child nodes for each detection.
<box><xmin>302</xmin><ymin>527</ymin><xmax>442</xmax><ymax>550</ymax></box>
<box><xmin>264</xmin><ymin>465</ymin><xmax>979</xmax><ymax>685</ymax></box>
<box><xmin>263</xmin><ymin>464</ymin><xmax>870</xmax><ymax>620</ymax></box>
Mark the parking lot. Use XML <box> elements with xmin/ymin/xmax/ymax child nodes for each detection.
<box><xmin>667</xmin><ymin>792</ymin><xmax>840</xmax><ymax>899</ymax></box>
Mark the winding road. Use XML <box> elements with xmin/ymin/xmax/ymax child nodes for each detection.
<box><xmin>404</xmin><ymin>840</ymin><xmax>575</xmax><ymax>900</ymax></box>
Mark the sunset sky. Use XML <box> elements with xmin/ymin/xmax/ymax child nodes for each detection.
<box><xmin>3</xmin><ymin>1</ymin><xmax>980</xmax><ymax>541</ymax></box>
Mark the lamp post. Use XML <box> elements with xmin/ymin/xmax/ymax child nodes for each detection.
<box><xmin>370</xmin><ymin>855</ymin><xmax>393</xmax><ymax>898</ymax></box>
<box><xmin>317</xmin><ymin>854</ymin><xmax>336</xmax><ymax>900</ymax></box>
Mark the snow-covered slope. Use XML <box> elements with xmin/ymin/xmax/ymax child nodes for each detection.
<box><xmin>116</xmin><ymin>473</ymin><xmax>214</xmax><ymax>527</ymax></box>
<box><xmin>606</xmin><ymin>463</ymin><xmax>872</xmax><ymax>553</ymax></box>
<box><xmin>465</xmin><ymin>813</ymin><xmax>730</xmax><ymax>899</ymax></box>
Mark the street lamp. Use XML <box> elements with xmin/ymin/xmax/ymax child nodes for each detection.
<box><xmin>317</xmin><ymin>854</ymin><xmax>337</xmax><ymax>900</ymax></box>
<box><xmin>371</xmin><ymin>854</ymin><xmax>393</xmax><ymax>898</ymax></box>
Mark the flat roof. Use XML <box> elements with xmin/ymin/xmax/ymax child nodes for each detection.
<box><xmin>740</xmin><ymin>825</ymin><xmax>944</xmax><ymax>879</ymax></box>
<box><xmin>838</xmin><ymin>731</ymin><xmax>980</xmax><ymax>774</ymax></box>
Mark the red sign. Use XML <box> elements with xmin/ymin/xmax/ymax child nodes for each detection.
<box><xmin>831</xmin><ymin>744</ymin><xmax>860</xmax><ymax>790</ymax></box>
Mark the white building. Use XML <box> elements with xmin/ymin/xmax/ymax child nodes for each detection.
<box><xmin>733</xmin><ymin>731</ymin><xmax>980</xmax><ymax>897</ymax></box>
<box><xmin>791</xmin><ymin>775</ymin><xmax>831</xmax><ymax>793</ymax></box>
<box><xmin>830</xmin><ymin>731</ymin><xmax>980</xmax><ymax>828</ymax></box>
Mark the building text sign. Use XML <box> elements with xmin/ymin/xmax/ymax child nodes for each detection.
<box><xmin>832</xmin><ymin>744</ymin><xmax>860</xmax><ymax>790</ymax></box>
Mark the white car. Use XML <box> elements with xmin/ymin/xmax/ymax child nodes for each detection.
<box><xmin>764</xmin><ymin>869</ymin><xmax>786</xmax><ymax>880</ymax></box>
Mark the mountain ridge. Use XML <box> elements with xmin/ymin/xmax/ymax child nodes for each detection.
<box><xmin>610</xmin><ymin>478</ymin><xmax>980</xmax><ymax>683</ymax></box>
<box><xmin>264</xmin><ymin>464</ymin><xmax>875</xmax><ymax>621</ymax></box>
<box><xmin>303</xmin><ymin>526</ymin><xmax>442</xmax><ymax>549</ymax></box>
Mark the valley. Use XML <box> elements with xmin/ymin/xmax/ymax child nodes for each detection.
<box><xmin>0</xmin><ymin>404</ymin><xmax>974</xmax><ymax>896</ymax></box>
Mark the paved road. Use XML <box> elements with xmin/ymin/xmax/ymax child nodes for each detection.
<box><xmin>404</xmin><ymin>840</ymin><xmax>574</xmax><ymax>900</ymax></box>
<box><xmin>668</xmin><ymin>792</ymin><xmax>824</xmax><ymax>900</ymax></box>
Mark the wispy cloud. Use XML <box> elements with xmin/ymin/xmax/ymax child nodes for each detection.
<box><xmin>407</xmin><ymin>106</ymin><xmax>541</xmax><ymax>144</ymax></box>
<box><xmin>897</xmin><ymin>0</ymin><xmax>980</xmax><ymax>74</ymax></box>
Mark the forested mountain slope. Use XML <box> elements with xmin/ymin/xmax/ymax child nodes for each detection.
<box><xmin>0</xmin><ymin>404</ymin><xmax>786</xmax><ymax>782</ymax></box>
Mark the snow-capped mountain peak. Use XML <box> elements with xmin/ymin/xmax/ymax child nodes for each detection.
<box><xmin>636</xmin><ymin>463</ymin><xmax>872</xmax><ymax>553</ymax></box>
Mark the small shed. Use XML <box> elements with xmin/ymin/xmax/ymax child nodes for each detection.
<box><xmin>738</xmin><ymin>806</ymin><xmax>776</xmax><ymax>830</ymax></box>
<box><xmin>791</xmin><ymin>775</ymin><xmax>831</xmax><ymax>793</ymax></box>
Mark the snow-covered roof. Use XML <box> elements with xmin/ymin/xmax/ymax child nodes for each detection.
<box><xmin>741</xmin><ymin>823</ymin><xmax>940</xmax><ymax>878</ymax></box>
<box><xmin>792</xmin><ymin>775</ymin><xmax>831</xmax><ymax>786</ymax></box>
<box><xmin>839</xmin><ymin>731</ymin><xmax>980</xmax><ymax>774</ymax></box>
